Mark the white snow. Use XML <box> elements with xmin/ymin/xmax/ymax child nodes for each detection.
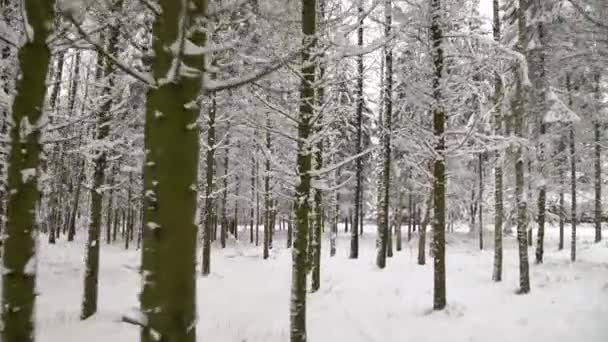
<box><xmin>20</xmin><ymin>1</ymin><xmax>34</xmax><ymax>43</ymax></box>
<box><xmin>146</xmin><ymin>222</ymin><xmax>161</xmax><ymax>230</ymax></box>
<box><xmin>7</xmin><ymin>223</ymin><xmax>607</xmax><ymax>342</ymax></box>
<box><xmin>24</xmin><ymin>256</ymin><xmax>36</xmax><ymax>276</ymax></box>
<box><xmin>20</xmin><ymin>168</ymin><xmax>36</xmax><ymax>183</ymax></box>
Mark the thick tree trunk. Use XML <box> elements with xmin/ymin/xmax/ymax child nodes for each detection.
<box><xmin>291</xmin><ymin>1</ymin><xmax>315</xmax><ymax>339</ymax></box>
<box><xmin>1</xmin><ymin>1</ymin><xmax>54</xmax><ymax>341</ymax></box>
<box><xmin>140</xmin><ymin>1</ymin><xmax>205</xmax><ymax>342</ymax></box>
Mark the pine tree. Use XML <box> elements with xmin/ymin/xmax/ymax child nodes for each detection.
<box><xmin>567</xmin><ymin>75</ymin><xmax>577</xmax><ymax>262</ymax></box>
<box><xmin>140</xmin><ymin>1</ymin><xmax>206</xmax><ymax>341</ymax></box>
<box><xmin>291</xmin><ymin>0</ymin><xmax>315</xmax><ymax>339</ymax></box>
<box><xmin>1</xmin><ymin>1</ymin><xmax>55</xmax><ymax>341</ymax></box>
<box><xmin>514</xmin><ymin>0</ymin><xmax>530</xmax><ymax>294</ymax></box>
<box><xmin>377</xmin><ymin>0</ymin><xmax>393</xmax><ymax>269</ymax></box>
<box><xmin>492</xmin><ymin>0</ymin><xmax>504</xmax><ymax>282</ymax></box>
<box><xmin>430</xmin><ymin>0</ymin><xmax>446</xmax><ymax>310</ymax></box>
<box><xmin>350</xmin><ymin>0</ymin><xmax>364</xmax><ymax>260</ymax></box>
<box><xmin>593</xmin><ymin>73</ymin><xmax>602</xmax><ymax>243</ymax></box>
<box><xmin>81</xmin><ymin>0</ymin><xmax>124</xmax><ymax>320</ymax></box>
<box><xmin>202</xmin><ymin>90</ymin><xmax>217</xmax><ymax>275</ymax></box>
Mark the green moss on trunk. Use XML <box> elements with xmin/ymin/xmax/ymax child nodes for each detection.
<box><xmin>140</xmin><ymin>1</ymin><xmax>206</xmax><ymax>341</ymax></box>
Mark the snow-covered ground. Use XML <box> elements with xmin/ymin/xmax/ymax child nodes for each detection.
<box><xmin>34</xmin><ymin>224</ymin><xmax>608</xmax><ymax>342</ymax></box>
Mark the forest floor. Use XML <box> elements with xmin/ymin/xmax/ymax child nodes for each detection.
<box><xmin>34</xmin><ymin>224</ymin><xmax>608</xmax><ymax>342</ymax></box>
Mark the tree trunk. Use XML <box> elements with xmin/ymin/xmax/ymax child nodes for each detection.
<box><xmin>395</xmin><ymin>186</ymin><xmax>403</xmax><ymax>252</ymax></box>
<box><xmin>430</xmin><ymin>0</ymin><xmax>446</xmax><ymax>310</ymax></box>
<box><xmin>376</xmin><ymin>0</ymin><xmax>392</xmax><ymax>269</ymax></box>
<box><xmin>478</xmin><ymin>153</ymin><xmax>483</xmax><ymax>250</ymax></box>
<box><xmin>82</xmin><ymin>0</ymin><xmax>124</xmax><ymax>318</ymax></box>
<box><xmin>256</xmin><ymin>157</ymin><xmax>260</xmax><ymax>246</ymax></box>
<box><xmin>531</xmin><ymin>16</ymin><xmax>548</xmax><ymax>264</ymax></box>
<box><xmin>68</xmin><ymin>164</ymin><xmax>84</xmax><ymax>242</ymax></box>
<box><xmin>417</xmin><ymin>198</ymin><xmax>431</xmax><ymax>265</ymax></box>
<box><xmin>250</xmin><ymin>155</ymin><xmax>255</xmax><ymax>243</ymax></box>
<box><xmin>287</xmin><ymin>208</ymin><xmax>293</xmax><ymax>248</ymax></box>
<box><xmin>233</xmin><ymin>147</ymin><xmax>241</xmax><ymax>240</ymax></box>
<box><xmin>1</xmin><ymin>1</ymin><xmax>54</xmax><ymax>341</ymax></box>
<box><xmin>291</xmin><ymin>0</ymin><xmax>315</xmax><ymax>339</ymax></box>
<box><xmin>112</xmin><ymin>202</ymin><xmax>119</xmax><ymax>243</ymax></box>
<box><xmin>220</xmin><ymin>130</ymin><xmax>230</xmax><ymax>249</ymax></box>
<box><xmin>140</xmin><ymin>1</ymin><xmax>205</xmax><ymax>341</ymax></box>
<box><xmin>330</xmin><ymin>185</ymin><xmax>338</xmax><ymax>257</ymax></box>
<box><xmin>570</xmin><ymin>121</ymin><xmax>577</xmax><ymax>262</ymax></box>
<box><xmin>350</xmin><ymin>0</ymin><xmax>364</xmax><ymax>260</ymax></box>
<box><xmin>593</xmin><ymin>75</ymin><xmax>602</xmax><ymax>243</ymax></box>
<box><xmin>202</xmin><ymin>88</ymin><xmax>217</xmax><ymax>275</ymax></box>
<box><xmin>513</xmin><ymin>0</ymin><xmax>530</xmax><ymax>294</ymax></box>
<box><xmin>594</xmin><ymin>121</ymin><xmax>601</xmax><ymax>243</ymax></box>
<box><xmin>491</xmin><ymin>0</ymin><xmax>503</xmax><ymax>282</ymax></box>
<box><xmin>565</xmin><ymin>75</ymin><xmax>577</xmax><ymax>262</ymax></box>
<box><xmin>408</xmin><ymin>187</ymin><xmax>413</xmax><ymax>241</ymax></box>
<box><xmin>311</xmin><ymin>8</ymin><xmax>325</xmax><ymax>289</ymax></box>
<box><xmin>263</xmin><ymin>118</ymin><xmax>271</xmax><ymax>259</ymax></box>
<box><xmin>106</xmin><ymin>185</ymin><xmax>114</xmax><ymax>244</ymax></box>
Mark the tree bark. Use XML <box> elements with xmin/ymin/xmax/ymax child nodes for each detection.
<box><xmin>139</xmin><ymin>1</ymin><xmax>205</xmax><ymax>341</ymax></box>
<box><xmin>350</xmin><ymin>0</ymin><xmax>364</xmax><ymax>260</ymax></box>
<box><xmin>202</xmin><ymin>88</ymin><xmax>217</xmax><ymax>275</ymax></box>
<box><xmin>263</xmin><ymin>115</ymin><xmax>271</xmax><ymax>259</ymax></box>
<box><xmin>1</xmin><ymin>1</ymin><xmax>54</xmax><ymax>341</ymax></box>
<box><xmin>593</xmin><ymin>74</ymin><xmax>602</xmax><ymax>243</ymax></box>
<box><xmin>291</xmin><ymin>0</ymin><xmax>315</xmax><ymax>339</ymax></box>
<box><xmin>478</xmin><ymin>153</ymin><xmax>483</xmax><ymax>250</ymax></box>
<box><xmin>220</xmin><ymin>129</ymin><xmax>230</xmax><ymax>249</ymax></box>
<box><xmin>430</xmin><ymin>0</ymin><xmax>446</xmax><ymax>310</ymax></box>
<box><xmin>81</xmin><ymin>0</ymin><xmax>124</xmax><ymax>320</ymax></box>
<box><xmin>491</xmin><ymin>0</ymin><xmax>503</xmax><ymax>282</ymax></box>
<box><xmin>514</xmin><ymin>0</ymin><xmax>530</xmax><ymax>294</ymax></box>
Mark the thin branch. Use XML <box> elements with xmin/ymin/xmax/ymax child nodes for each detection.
<box><xmin>64</xmin><ymin>14</ymin><xmax>156</xmax><ymax>87</ymax></box>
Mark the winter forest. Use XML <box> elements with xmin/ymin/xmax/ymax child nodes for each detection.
<box><xmin>0</xmin><ymin>0</ymin><xmax>607</xmax><ymax>341</ymax></box>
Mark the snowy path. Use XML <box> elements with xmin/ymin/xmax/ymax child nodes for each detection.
<box><xmin>33</xmin><ymin>225</ymin><xmax>608</xmax><ymax>342</ymax></box>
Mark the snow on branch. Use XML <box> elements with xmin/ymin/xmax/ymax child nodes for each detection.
<box><xmin>203</xmin><ymin>41</ymin><xmax>313</xmax><ymax>92</ymax></box>
<box><xmin>310</xmin><ymin>146</ymin><xmax>378</xmax><ymax>177</ymax></box>
<box><xmin>567</xmin><ymin>0</ymin><xmax>608</xmax><ymax>30</ymax></box>
<box><xmin>64</xmin><ymin>14</ymin><xmax>156</xmax><ymax>87</ymax></box>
